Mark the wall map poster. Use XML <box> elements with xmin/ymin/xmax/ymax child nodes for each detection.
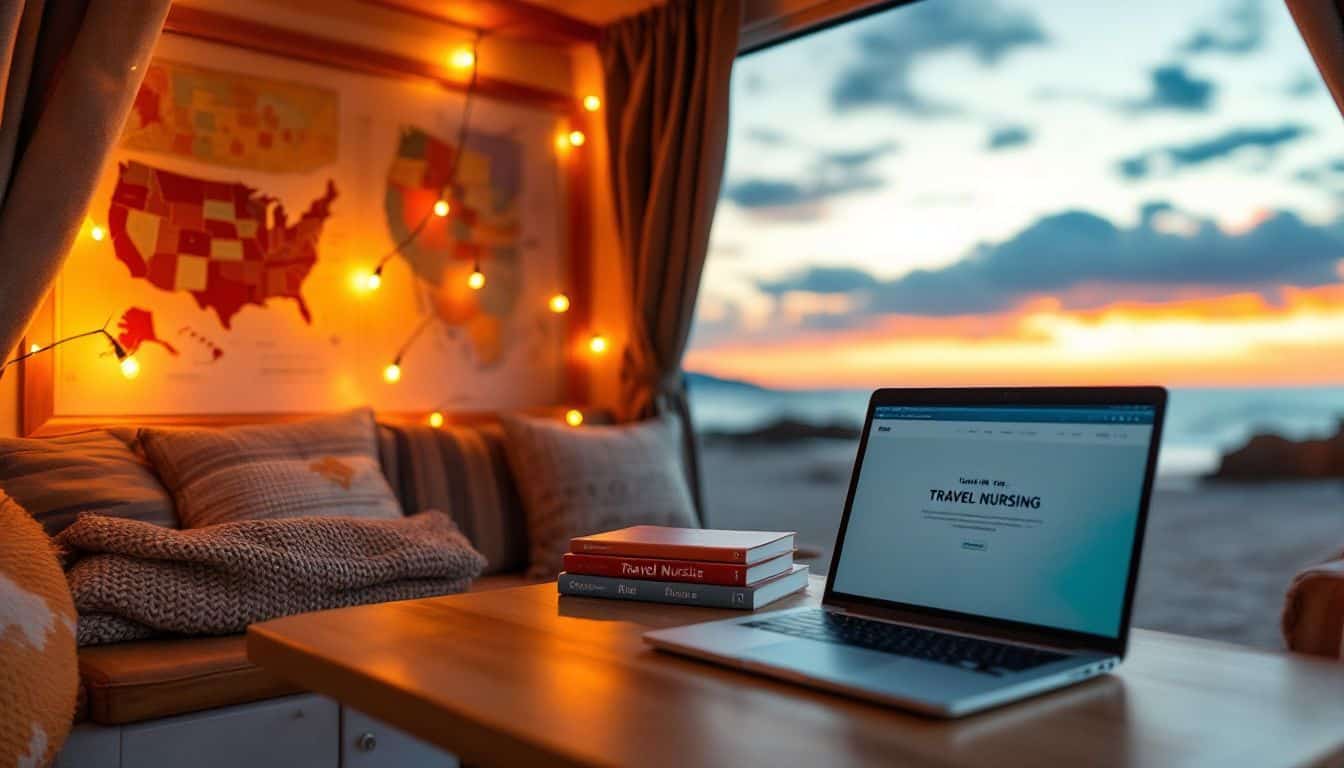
<box><xmin>49</xmin><ymin>35</ymin><xmax>569</xmax><ymax>418</ymax></box>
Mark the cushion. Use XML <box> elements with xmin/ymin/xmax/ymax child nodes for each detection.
<box><xmin>378</xmin><ymin>422</ymin><xmax>528</xmax><ymax>575</ymax></box>
<box><xmin>501</xmin><ymin>415</ymin><xmax>698</xmax><ymax>577</ymax></box>
<box><xmin>0</xmin><ymin>491</ymin><xmax>79</xmax><ymax>765</ymax></box>
<box><xmin>140</xmin><ymin>409</ymin><xmax>402</xmax><ymax>528</ymax></box>
<box><xmin>0</xmin><ymin>429</ymin><xmax>176</xmax><ymax>536</ymax></box>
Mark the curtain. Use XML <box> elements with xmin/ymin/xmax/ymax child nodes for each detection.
<box><xmin>1287</xmin><ymin>0</ymin><xmax>1344</xmax><ymax>116</ymax></box>
<box><xmin>600</xmin><ymin>0</ymin><xmax>743</xmax><ymax>525</ymax></box>
<box><xmin>0</xmin><ymin>0</ymin><xmax>170</xmax><ymax>357</ymax></box>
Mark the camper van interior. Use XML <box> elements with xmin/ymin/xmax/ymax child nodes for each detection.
<box><xmin>3</xmin><ymin>1</ymin><xmax>1344</xmax><ymax>766</ymax></box>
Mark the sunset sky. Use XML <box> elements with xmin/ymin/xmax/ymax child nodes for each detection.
<box><xmin>686</xmin><ymin>0</ymin><xmax>1344</xmax><ymax>389</ymax></box>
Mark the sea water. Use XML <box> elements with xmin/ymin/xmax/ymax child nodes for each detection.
<box><xmin>686</xmin><ymin>378</ymin><xmax>1344</xmax><ymax>479</ymax></box>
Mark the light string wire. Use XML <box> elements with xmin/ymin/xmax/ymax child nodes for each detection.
<box><xmin>372</xmin><ymin>28</ymin><xmax>486</xmax><ymax>279</ymax></box>
<box><xmin>0</xmin><ymin>317</ymin><xmax>128</xmax><ymax>380</ymax></box>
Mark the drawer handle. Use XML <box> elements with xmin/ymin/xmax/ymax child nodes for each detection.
<box><xmin>357</xmin><ymin>732</ymin><xmax>377</xmax><ymax>752</ymax></box>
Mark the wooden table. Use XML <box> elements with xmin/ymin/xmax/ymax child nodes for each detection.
<box><xmin>248</xmin><ymin>575</ymin><xmax>1344</xmax><ymax>768</ymax></box>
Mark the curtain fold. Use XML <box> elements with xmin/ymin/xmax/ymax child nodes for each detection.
<box><xmin>600</xmin><ymin>0</ymin><xmax>743</xmax><ymax>526</ymax></box>
<box><xmin>0</xmin><ymin>0</ymin><xmax>170</xmax><ymax>358</ymax></box>
<box><xmin>1287</xmin><ymin>0</ymin><xmax>1344</xmax><ymax>116</ymax></box>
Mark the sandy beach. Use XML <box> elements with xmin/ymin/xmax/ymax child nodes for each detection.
<box><xmin>700</xmin><ymin>439</ymin><xmax>1344</xmax><ymax>650</ymax></box>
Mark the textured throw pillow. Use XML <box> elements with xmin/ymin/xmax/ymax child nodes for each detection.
<box><xmin>0</xmin><ymin>429</ymin><xmax>177</xmax><ymax>536</ymax></box>
<box><xmin>501</xmin><ymin>414</ymin><xmax>698</xmax><ymax>577</ymax></box>
<box><xmin>140</xmin><ymin>409</ymin><xmax>402</xmax><ymax>528</ymax></box>
<box><xmin>0</xmin><ymin>490</ymin><xmax>79</xmax><ymax>768</ymax></box>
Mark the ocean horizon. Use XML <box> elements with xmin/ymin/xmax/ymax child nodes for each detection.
<box><xmin>685</xmin><ymin>373</ymin><xmax>1344</xmax><ymax>479</ymax></box>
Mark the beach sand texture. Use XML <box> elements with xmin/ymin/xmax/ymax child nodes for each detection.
<box><xmin>701</xmin><ymin>440</ymin><xmax>1344</xmax><ymax>650</ymax></box>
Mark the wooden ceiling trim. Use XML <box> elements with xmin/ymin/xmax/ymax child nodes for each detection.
<box><xmin>360</xmin><ymin>0</ymin><xmax>601</xmax><ymax>46</ymax></box>
<box><xmin>162</xmin><ymin>5</ymin><xmax>576</xmax><ymax>113</ymax></box>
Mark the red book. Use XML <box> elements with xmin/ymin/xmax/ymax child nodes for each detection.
<box><xmin>562</xmin><ymin>551</ymin><xmax>793</xmax><ymax>586</ymax></box>
<box><xmin>569</xmin><ymin>526</ymin><xmax>795</xmax><ymax>565</ymax></box>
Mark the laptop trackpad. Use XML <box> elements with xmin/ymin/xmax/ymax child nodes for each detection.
<box><xmin>742</xmin><ymin>640</ymin><xmax>900</xmax><ymax>679</ymax></box>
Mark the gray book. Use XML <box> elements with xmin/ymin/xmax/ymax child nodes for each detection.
<box><xmin>558</xmin><ymin>564</ymin><xmax>809</xmax><ymax>610</ymax></box>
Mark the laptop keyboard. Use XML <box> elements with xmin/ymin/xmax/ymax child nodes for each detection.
<box><xmin>743</xmin><ymin>610</ymin><xmax>1066</xmax><ymax>676</ymax></box>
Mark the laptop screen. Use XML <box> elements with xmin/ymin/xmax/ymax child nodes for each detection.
<box><xmin>830</xmin><ymin>403</ymin><xmax>1156</xmax><ymax>639</ymax></box>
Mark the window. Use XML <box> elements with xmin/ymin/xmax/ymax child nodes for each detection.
<box><xmin>688</xmin><ymin>0</ymin><xmax>1344</xmax><ymax>649</ymax></box>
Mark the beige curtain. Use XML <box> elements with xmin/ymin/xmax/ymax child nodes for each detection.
<box><xmin>0</xmin><ymin>0</ymin><xmax>170</xmax><ymax>357</ymax></box>
<box><xmin>600</xmin><ymin>0</ymin><xmax>743</xmax><ymax>524</ymax></box>
<box><xmin>1287</xmin><ymin>0</ymin><xmax>1344</xmax><ymax>116</ymax></box>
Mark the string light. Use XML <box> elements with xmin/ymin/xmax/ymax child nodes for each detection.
<box><xmin>357</xmin><ymin>31</ymin><xmax>484</xmax><ymax>298</ymax></box>
<box><xmin>567</xmin><ymin>130</ymin><xmax>586</xmax><ymax>147</ymax></box>
<box><xmin>428</xmin><ymin>411</ymin><xmax>445</xmax><ymax>428</ymax></box>
<box><xmin>0</xmin><ymin>320</ymin><xmax>137</xmax><ymax>383</ymax></box>
<box><xmin>548</xmin><ymin>293</ymin><xmax>570</xmax><ymax>313</ymax></box>
<box><xmin>450</xmin><ymin>47</ymin><xmax>476</xmax><ymax>70</ymax></box>
<box><xmin>582</xmin><ymin>95</ymin><xmax>601</xmax><ymax>112</ymax></box>
<box><xmin>565</xmin><ymin>409</ymin><xmax>584</xmax><ymax>427</ymax></box>
<box><xmin>467</xmin><ymin>266</ymin><xmax>486</xmax><ymax>290</ymax></box>
<box><xmin>588</xmin><ymin>334</ymin><xmax>609</xmax><ymax>355</ymax></box>
<box><xmin>383</xmin><ymin>363</ymin><xmax>402</xmax><ymax>383</ymax></box>
<box><xmin>90</xmin><ymin>225</ymin><xmax>106</xmax><ymax>242</ymax></box>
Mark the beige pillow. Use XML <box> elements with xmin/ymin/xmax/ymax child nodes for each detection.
<box><xmin>501</xmin><ymin>414</ymin><xmax>698</xmax><ymax>577</ymax></box>
<box><xmin>0</xmin><ymin>429</ymin><xmax>177</xmax><ymax>536</ymax></box>
<box><xmin>140</xmin><ymin>409</ymin><xmax>402</xmax><ymax>528</ymax></box>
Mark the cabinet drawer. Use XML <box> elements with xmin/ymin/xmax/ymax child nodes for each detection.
<box><xmin>122</xmin><ymin>694</ymin><xmax>337</xmax><ymax>768</ymax></box>
<box><xmin>341</xmin><ymin>708</ymin><xmax>458</xmax><ymax>768</ymax></box>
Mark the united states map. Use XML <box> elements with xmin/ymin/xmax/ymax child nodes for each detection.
<box><xmin>108</xmin><ymin>161</ymin><xmax>337</xmax><ymax>329</ymax></box>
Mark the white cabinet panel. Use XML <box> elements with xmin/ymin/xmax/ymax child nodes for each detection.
<box><xmin>121</xmin><ymin>694</ymin><xmax>337</xmax><ymax>768</ymax></box>
<box><xmin>55</xmin><ymin>723</ymin><xmax>120</xmax><ymax>768</ymax></box>
<box><xmin>341</xmin><ymin>708</ymin><xmax>458</xmax><ymax>768</ymax></box>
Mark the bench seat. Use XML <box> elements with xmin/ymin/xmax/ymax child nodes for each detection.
<box><xmin>76</xmin><ymin>573</ymin><xmax>547</xmax><ymax>725</ymax></box>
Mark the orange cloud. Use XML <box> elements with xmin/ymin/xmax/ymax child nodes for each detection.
<box><xmin>685</xmin><ymin>284</ymin><xmax>1344</xmax><ymax>389</ymax></box>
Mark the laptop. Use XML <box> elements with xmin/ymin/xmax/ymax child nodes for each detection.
<box><xmin>645</xmin><ymin>386</ymin><xmax>1166</xmax><ymax>718</ymax></box>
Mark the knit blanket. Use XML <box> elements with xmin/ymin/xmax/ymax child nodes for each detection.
<box><xmin>56</xmin><ymin>510</ymin><xmax>486</xmax><ymax>646</ymax></box>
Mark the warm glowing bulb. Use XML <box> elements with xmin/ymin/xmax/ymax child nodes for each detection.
<box><xmin>467</xmin><ymin>269</ymin><xmax>485</xmax><ymax>290</ymax></box>
<box><xmin>119</xmin><ymin>355</ymin><xmax>140</xmax><ymax>380</ymax></box>
<box><xmin>588</xmin><ymin>334</ymin><xmax>608</xmax><ymax>354</ymax></box>
<box><xmin>383</xmin><ymin>363</ymin><xmax>401</xmax><ymax>382</ymax></box>
<box><xmin>582</xmin><ymin>95</ymin><xmax>601</xmax><ymax>112</ymax></box>
<box><xmin>450</xmin><ymin>48</ymin><xmax>475</xmax><ymax>69</ymax></box>
<box><xmin>567</xmin><ymin>130</ymin><xmax>586</xmax><ymax>147</ymax></box>
<box><xmin>363</xmin><ymin>271</ymin><xmax>382</xmax><ymax>291</ymax></box>
<box><xmin>548</xmin><ymin>293</ymin><xmax>570</xmax><ymax>313</ymax></box>
<box><xmin>565</xmin><ymin>409</ymin><xmax>584</xmax><ymax>427</ymax></box>
<box><xmin>90</xmin><ymin>225</ymin><xmax>106</xmax><ymax>241</ymax></box>
<box><xmin>29</xmin><ymin>343</ymin><xmax>41</xmax><ymax>354</ymax></box>
<box><xmin>433</xmin><ymin>199</ymin><xmax>450</xmax><ymax>217</ymax></box>
<box><xmin>428</xmin><ymin>411</ymin><xmax>445</xmax><ymax>429</ymax></box>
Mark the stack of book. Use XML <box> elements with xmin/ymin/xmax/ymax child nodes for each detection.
<box><xmin>558</xmin><ymin>525</ymin><xmax>809</xmax><ymax>610</ymax></box>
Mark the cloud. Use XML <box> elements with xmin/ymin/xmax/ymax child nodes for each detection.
<box><xmin>1179</xmin><ymin>0</ymin><xmax>1265</xmax><ymax>56</ymax></box>
<box><xmin>747</xmin><ymin>127</ymin><xmax>790</xmax><ymax>146</ymax></box>
<box><xmin>1128</xmin><ymin>65</ymin><xmax>1215</xmax><ymax>112</ymax></box>
<box><xmin>830</xmin><ymin>0</ymin><xmax>1047</xmax><ymax>115</ymax></box>
<box><xmin>818</xmin><ymin>141</ymin><xmax>899</xmax><ymax>170</ymax></box>
<box><xmin>759</xmin><ymin>266</ymin><xmax>882</xmax><ymax>295</ymax></box>
<box><xmin>1293</xmin><ymin>157</ymin><xmax>1344</xmax><ymax>186</ymax></box>
<box><xmin>723</xmin><ymin>140</ymin><xmax>898</xmax><ymax>216</ymax></box>
<box><xmin>758</xmin><ymin>202</ymin><xmax>1343</xmax><ymax>319</ymax></box>
<box><xmin>1286</xmin><ymin>72</ymin><xmax>1323</xmax><ymax>98</ymax></box>
<box><xmin>986</xmin><ymin>125</ymin><xmax>1031</xmax><ymax>150</ymax></box>
<box><xmin>1117</xmin><ymin>124</ymin><xmax>1309</xmax><ymax>179</ymax></box>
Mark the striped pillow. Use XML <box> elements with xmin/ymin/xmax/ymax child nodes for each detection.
<box><xmin>0</xmin><ymin>430</ymin><xmax>176</xmax><ymax>536</ymax></box>
<box><xmin>376</xmin><ymin>422</ymin><xmax>527</xmax><ymax>575</ymax></box>
<box><xmin>140</xmin><ymin>409</ymin><xmax>402</xmax><ymax>528</ymax></box>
